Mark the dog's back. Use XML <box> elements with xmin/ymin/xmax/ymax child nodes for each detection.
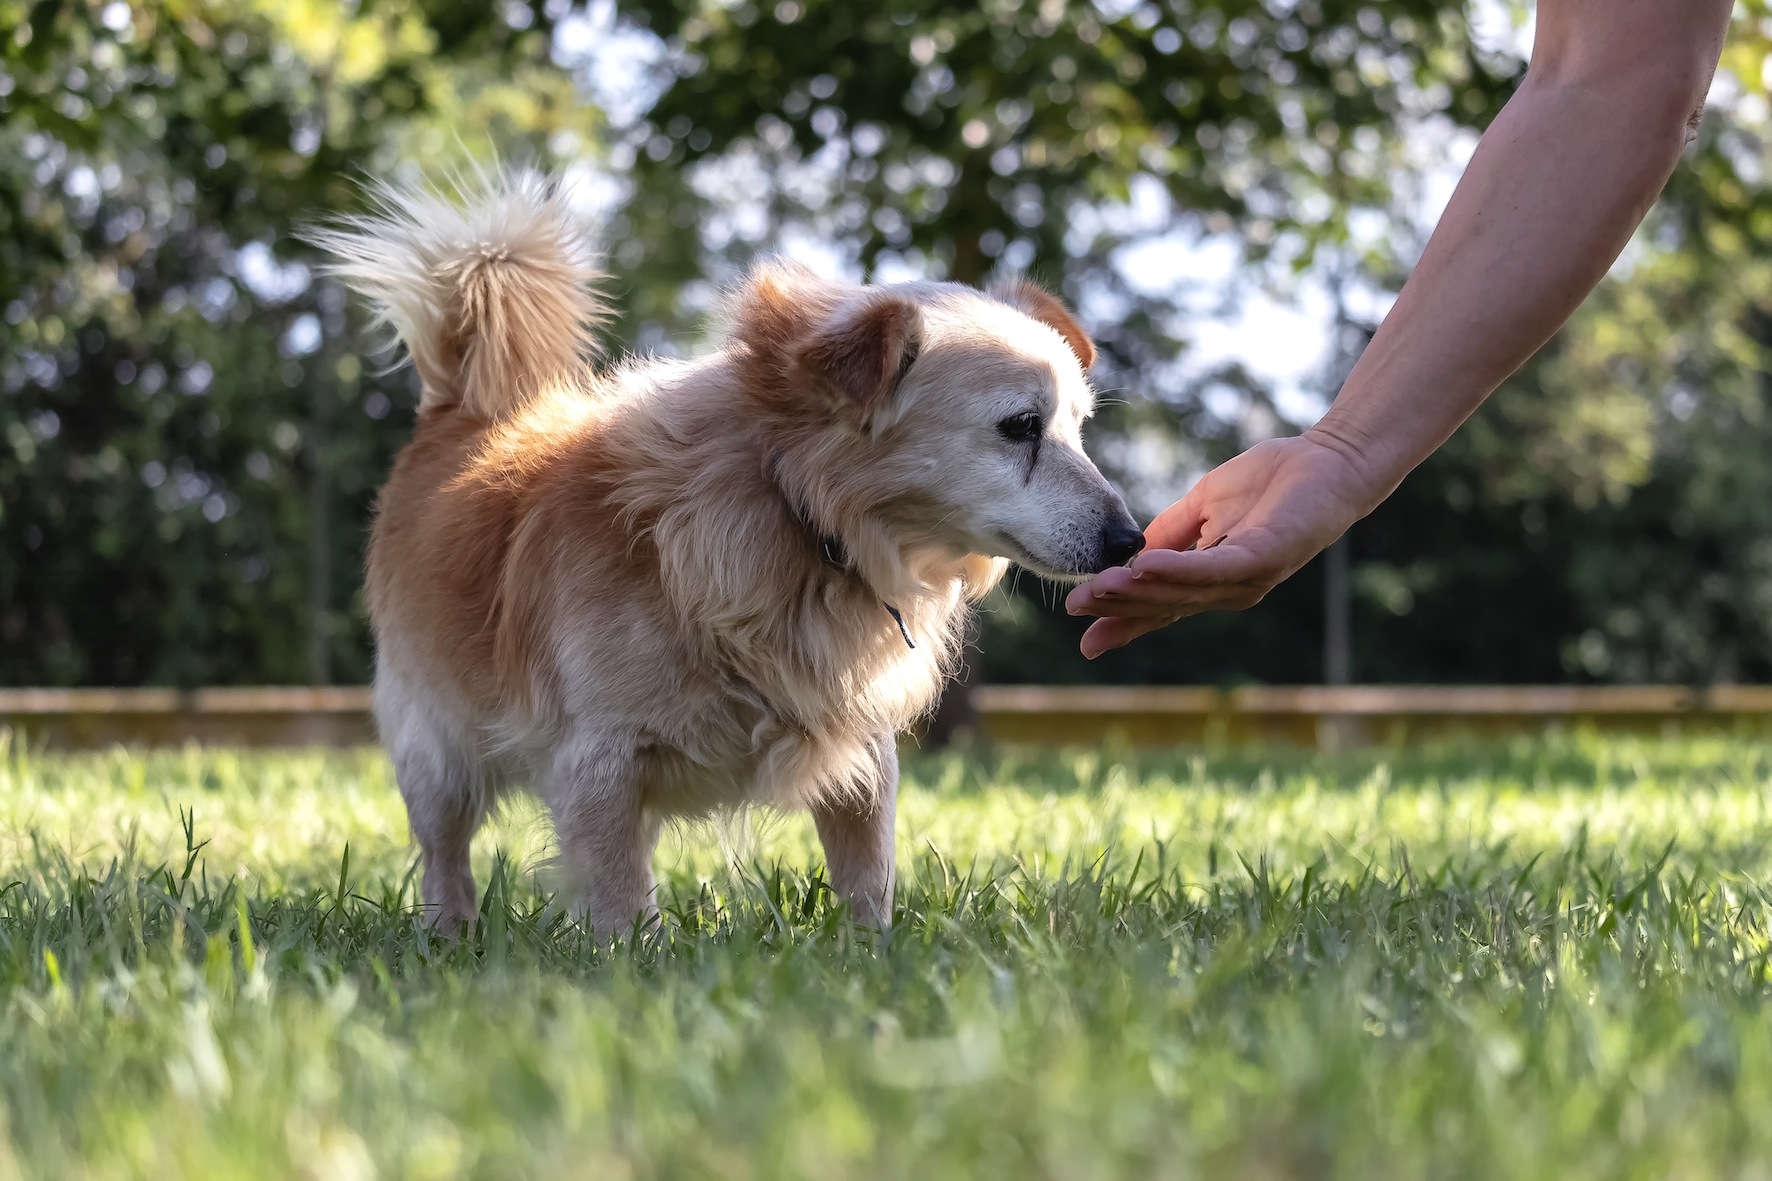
<box><xmin>315</xmin><ymin>175</ymin><xmax>633</xmax><ymax>722</ymax></box>
<box><xmin>315</xmin><ymin>169</ymin><xmax>1136</xmax><ymax>932</ymax></box>
<box><xmin>367</xmin><ymin>397</ymin><xmax>619</xmax><ymax>720</ymax></box>
<box><xmin>317</xmin><ymin>176</ymin><xmax>899</xmax><ymax>799</ymax></box>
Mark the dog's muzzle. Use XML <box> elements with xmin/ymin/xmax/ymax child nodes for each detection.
<box><xmin>1097</xmin><ymin>519</ymin><xmax>1145</xmax><ymax>570</ymax></box>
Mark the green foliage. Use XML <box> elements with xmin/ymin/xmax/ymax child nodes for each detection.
<box><xmin>616</xmin><ymin>0</ymin><xmax>1512</xmax><ymax>280</ymax></box>
<box><xmin>1338</xmin><ymin>40</ymin><xmax>1772</xmax><ymax>686</ymax></box>
<box><xmin>5</xmin><ymin>0</ymin><xmax>1772</xmax><ymax>689</ymax></box>
<box><xmin>988</xmin><ymin>14</ymin><xmax>1772</xmax><ymax>689</ymax></box>
<box><xmin>0</xmin><ymin>0</ymin><xmax>584</xmax><ymax>685</ymax></box>
<box><xmin>6</xmin><ymin>736</ymin><xmax>1772</xmax><ymax>1174</ymax></box>
<box><xmin>608</xmin><ymin>0</ymin><xmax>1516</xmax><ymax>502</ymax></box>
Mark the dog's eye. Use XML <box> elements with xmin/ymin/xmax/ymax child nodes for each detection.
<box><xmin>996</xmin><ymin>411</ymin><xmax>1042</xmax><ymax>442</ymax></box>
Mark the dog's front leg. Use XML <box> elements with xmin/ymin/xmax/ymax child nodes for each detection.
<box><xmin>546</xmin><ymin>742</ymin><xmax>661</xmax><ymax>939</ymax></box>
<box><xmin>393</xmin><ymin>737</ymin><xmax>482</xmax><ymax>932</ymax></box>
<box><xmin>811</xmin><ymin>735</ymin><xmax>898</xmax><ymax>926</ymax></box>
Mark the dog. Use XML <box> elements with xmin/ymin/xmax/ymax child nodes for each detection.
<box><xmin>313</xmin><ymin>171</ymin><xmax>1143</xmax><ymax>934</ymax></box>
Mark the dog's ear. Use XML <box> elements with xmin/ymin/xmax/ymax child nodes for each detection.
<box><xmin>798</xmin><ymin>293</ymin><xmax>923</xmax><ymax>416</ymax></box>
<box><xmin>993</xmin><ymin>277</ymin><xmax>1095</xmax><ymax>370</ymax></box>
<box><xmin>730</xmin><ymin>258</ymin><xmax>830</xmax><ymax>360</ymax></box>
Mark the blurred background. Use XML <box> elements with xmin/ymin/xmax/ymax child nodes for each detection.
<box><xmin>7</xmin><ymin>0</ymin><xmax>1772</xmax><ymax>697</ymax></box>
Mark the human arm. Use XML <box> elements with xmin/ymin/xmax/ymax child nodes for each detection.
<box><xmin>1067</xmin><ymin>0</ymin><xmax>1732</xmax><ymax>658</ymax></box>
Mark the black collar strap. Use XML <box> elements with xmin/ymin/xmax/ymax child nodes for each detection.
<box><xmin>769</xmin><ymin>454</ymin><xmax>915</xmax><ymax>650</ymax></box>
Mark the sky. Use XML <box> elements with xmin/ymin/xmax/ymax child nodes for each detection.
<box><xmin>1115</xmin><ymin>1</ymin><xmax>1533</xmax><ymax>425</ymax></box>
<box><xmin>552</xmin><ymin>1</ymin><xmax>1541</xmax><ymax>437</ymax></box>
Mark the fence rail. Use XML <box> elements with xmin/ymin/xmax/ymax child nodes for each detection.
<box><xmin>6</xmin><ymin>685</ymin><xmax>1772</xmax><ymax>749</ymax></box>
<box><xmin>0</xmin><ymin>687</ymin><xmax>376</xmax><ymax>748</ymax></box>
<box><xmin>972</xmin><ymin>684</ymin><xmax>1772</xmax><ymax>746</ymax></box>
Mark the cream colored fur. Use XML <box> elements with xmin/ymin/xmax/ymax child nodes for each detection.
<box><xmin>318</xmin><ymin>170</ymin><xmax>1140</xmax><ymax>934</ymax></box>
<box><xmin>307</xmin><ymin>170</ymin><xmax>606</xmax><ymax>418</ymax></box>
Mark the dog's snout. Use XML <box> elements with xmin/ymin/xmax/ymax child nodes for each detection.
<box><xmin>1097</xmin><ymin>519</ymin><xmax>1145</xmax><ymax>569</ymax></box>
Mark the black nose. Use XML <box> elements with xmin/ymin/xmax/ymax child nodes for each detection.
<box><xmin>1097</xmin><ymin>520</ymin><xmax>1145</xmax><ymax>569</ymax></box>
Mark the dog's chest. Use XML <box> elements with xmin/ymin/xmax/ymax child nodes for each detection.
<box><xmin>638</xmin><ymin>644</ymin><xmax>939</xmax><ymax>813</ymax></box>
<box><xmin>640</xmin><ymin>711</ymin><xmax>882</xmax><ymax>815</ymax></box>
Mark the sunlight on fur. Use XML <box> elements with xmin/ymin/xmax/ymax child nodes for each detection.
<box><xmin>315</xmin><ymin>168</ymin><xmax>1142</xmax><ymax>935</ymax></box>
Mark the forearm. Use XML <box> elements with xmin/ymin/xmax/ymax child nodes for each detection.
<box><xmin>1309</xmin><ymin>23</ymin><xmax>1724</xmax><ymax>508</ymax></box>
<box><xmin>1070</xmin><ymin>2</ymin><xmax>1733</xmax><ymax>650</ymax></box>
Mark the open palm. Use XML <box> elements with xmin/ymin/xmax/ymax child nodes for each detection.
<box><xmin>1065</xmin><ymin>434</ymin><xmax>1376</xmax><ymax>658</ymax></box>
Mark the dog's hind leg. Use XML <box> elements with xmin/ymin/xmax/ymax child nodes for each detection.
<box><xmin>811</xmin><ymin>734</ymin><xmax>898</xmax><ymax>927</ymax></box>
<box><xmin>392</xmin><ymin>734</ymin><xmax>484</xmax><ymax>931</ymax></box>
<box><xmin>546</xmin><ymin>741</ymin><xmax>661</xmax><ymax>939</ymax></box>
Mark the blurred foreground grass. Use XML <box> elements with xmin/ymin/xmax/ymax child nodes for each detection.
<box><xmin>4</xmin><ymin>733</ymin><xmax>1772</xmax><ymax>1178</ymax></box>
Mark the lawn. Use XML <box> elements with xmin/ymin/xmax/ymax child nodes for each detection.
<box><xmin>4</xmin><ymin>733</ymin><xmax>1772</xmax><ymax>1179</ymax></box>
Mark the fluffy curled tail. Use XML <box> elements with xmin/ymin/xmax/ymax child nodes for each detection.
<box><xmin>308</xmin><ymin>170</ymin><xmax>607</xmax><ymax>420</ymax></box>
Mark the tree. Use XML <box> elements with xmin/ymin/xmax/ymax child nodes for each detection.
<box><xmin>0</xmin><ymin>0</ymin><xmax>589</xmax><ymax>684</ymax></box>
<box><xmin>9</xmin><ymin>0</ymin><xmax>1772</xmax><ymax>696</ymax></box>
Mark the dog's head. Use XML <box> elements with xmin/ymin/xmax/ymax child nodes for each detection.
<box><xmin>734</xmin><ymin>262</ymin><xmax>1143</xmax><ymax>582</ymax></box>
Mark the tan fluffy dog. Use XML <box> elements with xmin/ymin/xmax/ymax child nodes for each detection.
<box><xmin>314</xmin><ymin>172</ymin><xmax>1142</xmax><ymax>933</ymax></box>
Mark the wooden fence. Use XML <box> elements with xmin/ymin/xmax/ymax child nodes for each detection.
<box><xmin>0</xmin><ymin>687</ymin><xmax>377</xmax><ymax>748</ymax></box>
<box><xmin>973</xmin><ymin>684</ymin><xmax>1772</xmax><ymax>747</ymax></box>
<box><xmin>6</xmin><ymin>685</ymin><xmax>1772</xmax><ymax>749</ymax></box>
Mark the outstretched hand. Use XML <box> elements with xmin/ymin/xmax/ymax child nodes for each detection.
<box><xmin>1065</xmin><ymin>433</ymin><xmax>1377</xmax><ymax>658</ymax></box>
<box><xmin>1064</xmin><ymin>0</ymin><xmax>1733</xmax><ymax>663</ymax></box>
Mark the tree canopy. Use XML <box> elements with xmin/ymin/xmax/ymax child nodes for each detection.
<box><xmin>6</xmin><ymin>0</ymin><xmax>1772</xmax><ymax>689</ymax></box>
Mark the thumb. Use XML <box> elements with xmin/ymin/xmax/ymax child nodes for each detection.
<box><xmin>1139</xmin><ymin>490</ymin><xmax>1207</xmax><ymax>553</ymax></box>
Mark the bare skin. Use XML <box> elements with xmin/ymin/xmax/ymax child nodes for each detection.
<box><xmin>1067</xmin><ymin>0</ymin><xmax>1733</xmax><ymax>658</ymax></box>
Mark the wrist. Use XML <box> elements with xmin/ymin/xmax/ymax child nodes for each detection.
<box><xmin>1299</xmin><ymin>419</ymin><xmax>1409</xmax><ymax>517</ymax></box>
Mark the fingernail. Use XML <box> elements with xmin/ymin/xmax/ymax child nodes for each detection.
<box><xmin>1094</xmin><ymin>590</ymin><xmax>1117</xmax><ymax>600</ymax></box>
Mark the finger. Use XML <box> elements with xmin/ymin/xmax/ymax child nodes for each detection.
<box><xmin>1089</xmin><ymin>578</ymin><xmax>1204</xmax><ymax>606</ymax></box>
<box><xmin>1064</xmin><ymin>582</ymin><xmax>1096</xmax><ymax>616</ymax></box>
<box><xmin>1071</xmin><ymin>562</ymin><xmax>1220</xmax><ymax>614</ymax></box>
<box><xmin>1074</xmin><ymin>596</ymin><xmax>1204</xmax><ymax>620</ymax></box>
<box><xmin>1140</xmin><ymin>492</ymin><xmax>1207</xmax><ymax>553</ymax></box>
<box><xmin>1066</xmin><ymin>563</ymin><xmax>1151</xmax><ymax>612</ymax></box>
<box><xmin>1071</xmin><ymin>572</ymin><xmax>1215</xmax><ymax>614</ymax></box>
<box><xmin>1073</xmin><ymin>583</ymin><xmax>1262</xmax><ymax>619</ymax></box>
<box><xmin>1065</xmin><ymin>565</ymin><xmax>1143</xmax><ymax>613</ymax></box>
<box><xmin>1129</xmin><ymin>543</ymin><xmax>1270</xmax><ymax>586</ymax></box>
<box><xmin>1080</xmin><ymin>615</ymin><xmax>1171</xmax><ymax>659</ymax></box>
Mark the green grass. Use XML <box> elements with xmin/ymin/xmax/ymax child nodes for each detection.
<box><xmin>5</xmin><ymin>733</ymin><xmax>1772</xmax><ymax>1178</ymax></box>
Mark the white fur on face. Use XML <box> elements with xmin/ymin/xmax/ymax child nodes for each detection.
<box><xmin>864</xmin><ymin>290</ymin><xmax>1137</xmax><ymax>579</ymax></box>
